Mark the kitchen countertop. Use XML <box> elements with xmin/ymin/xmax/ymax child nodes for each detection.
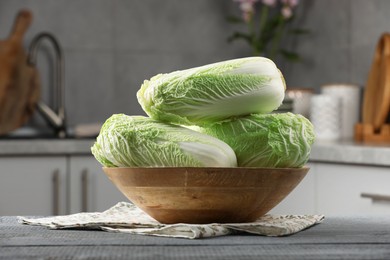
<box><xmin>1</xmin><ymin>216</ymin><xmax>390</xmax><ymax>259</ymax></box>
<box><xmin>310</xmin><ymin>140</ymin><xmax>390</xmax><ymax>167</ymax></box>
<box><xmin>0</xmin><ymin>139</ymin><xmax>390</xmax><ymax>166</ymax></box>
<box><xmin>0</xmin><ymin>139</ymin><xmax>94</xmax><ymax>156</ymax></box>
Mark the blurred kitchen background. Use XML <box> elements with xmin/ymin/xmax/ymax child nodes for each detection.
<box><xmin>0</xmin><ymin>0</ymin><xmax>384</xmax><ymax>128</ymax></box>
<box><xmin>2</xmin><ymin>0</ymin><xmax>390</xmax><ymax>217</ymax></box>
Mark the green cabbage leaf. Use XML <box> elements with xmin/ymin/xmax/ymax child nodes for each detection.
<box><xmin>137</xmin><ymin>57</ymin><xmax>285</xmax><ymax>126</ymax></box>
<box><xmin>194</xmin><ymin>113</ymin><xmax>315</xmax><ymax>168</ymax></box>
<box><xmin>91</xmin><ymin>114</ymin><xmax>237</xmax><ymax>167</ymax></box>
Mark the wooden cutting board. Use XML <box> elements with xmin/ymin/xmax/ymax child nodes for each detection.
<box><xmin>0</xmin><ymin>10</ymin><xmax>40</xmax><ymax>136</ymax></box>
<box><xmin>362</xmin><ymin>33</ymin><xmax>390</xmax><ymax>131</ymax></box>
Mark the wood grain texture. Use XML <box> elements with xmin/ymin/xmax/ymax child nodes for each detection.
<box><xmin>103</xmin><ymin>167</ymin><xmax>308</xmax><ymax>224</ymax></box>
<box><xmin>355</xmin><ymin>123</ymin><xmax>390</xmax><ymax>142</ymax></box>
<box><xmin>362</xmin><ymin>33</ymin><xmax>390</xmax><ymax>131</ymax></box>
<box><xmin>0</xmin><ymin>10</ymin><xmax>40</xmax><ymax>135</ymax></box>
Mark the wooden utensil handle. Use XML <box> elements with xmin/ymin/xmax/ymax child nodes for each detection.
<box><xmin>362</xmin><ymin>33</ymin><xmax>390</xmax><ymax>129</ymax></box>
<box><xmin>383</xmin><ymin>33</ymin><xmax>390</xmax><ymax>57</ymax></box>
<box><xmin>9</xmin><ymin>9</ymin><xmax>32</xmax><ymax>42</ymax></box>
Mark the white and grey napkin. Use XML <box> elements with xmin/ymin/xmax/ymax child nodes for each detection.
<box><xmin>19</xmin><ymin>202</ymin><xmax>324</xmax><ymax>239</ymax></box>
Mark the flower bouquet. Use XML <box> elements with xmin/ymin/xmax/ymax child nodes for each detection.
<box><xmin>228</xmin><ymin>0</ymin><xmax>308</xmax><ymax>62</ymax></box>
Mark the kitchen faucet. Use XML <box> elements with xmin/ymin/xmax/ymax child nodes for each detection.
<box><xmin>27</xmin><ymin>32</ymin><xmax>66</xmax><ymax>138</ymax></box>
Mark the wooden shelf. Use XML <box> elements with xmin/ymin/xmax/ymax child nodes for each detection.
<box><xmin>354</xmin><ymin>123</ymin><xmax>390</xmax><ymax>142</ymax></box>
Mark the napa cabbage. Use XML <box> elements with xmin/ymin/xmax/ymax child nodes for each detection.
<box><xmin>194</xmin><ymin>113</ymin><xmax>315</xmax><ymax>168</ymax></box>
<box><xmin>91</xmin><ymin>114</ymin><xmax>237</xmax><ymax>167</ymax></box>
<box><xmin>137</xmin><ymin>57</ymin><xmax>285</xmax><ymax>126</ymax></box>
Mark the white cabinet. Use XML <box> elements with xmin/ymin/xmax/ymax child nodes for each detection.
<box><xmin>69</xmin><ymin>156</ymin><xmax>126</xmax><ymax>214</ymax></box>
<box><xmin>0</xmin><ymin>156</ymin><xmax>67</xmax><ymax>216</ymax></box>
<box><xmin>316</xmin><ymin>163</ymin><xmax>390</xmax><ymax>215</ymax></box>
<box><xmin>3</xmin><ymin>154</ymin><xmax>390</xmax><ymax>216</ymax></box>
<box><xmin>0</xmin><ymin>155</ymin><xmax>126</xmax><ymax>216</ymax></box>
<box><xmin>271</xmin><ymin>162</ymin><xmax>390</xmax><ymax>215</ymax></box>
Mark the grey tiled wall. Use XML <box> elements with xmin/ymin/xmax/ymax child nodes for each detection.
<box><xmin>282</xmin><ymin>0</ymin><xmax>390</xmax><ymax>90</ymax></box>
<box><xmin>0</xmin><ymin>0</ymin><xmax>388</xmax><ymax>126</ymax></box>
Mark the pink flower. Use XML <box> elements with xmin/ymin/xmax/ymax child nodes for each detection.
<box><xmin>281</xmin><ymin>6</ymin><xmax>292</xmax><ymax>19</ymax></box>
<box><xmin>234</xmin><ymin>0</ymin><xmax>259</xmax><ymax>22</ymax></box>
<box><xmin>281</xmin><ymin>0</ymin><xmax>299</xmax><ymax>8</ymax></box>
<box><xmin>280</xmin><ymin>0</ymin><xmax>298</xmax><ymax>19</ymax></box>
<box><xmin>261</xmin><ymin>0</ymin><xmax>277</xmax><ymax>7</ymax></box>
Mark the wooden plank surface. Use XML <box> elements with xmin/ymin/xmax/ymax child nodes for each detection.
<box><xmin>1</xmin><ymin>216</ymin><xmax>390</xmax><ymax>259</ymax></box>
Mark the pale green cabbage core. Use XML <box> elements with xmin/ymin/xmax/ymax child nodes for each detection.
<box><xmin>91</xmin><ymin>114</ymin><xmax>237</xmax><ymax>167</ymax></box>
<box><xmin>137</xmin><ymin>57</ymin><xmax>286</xmax><ymax>126</ymax></box>
<box><xmin>195</xmin><ymin>113</ymin><xmax>315</xmax><ymax>168</ymax></box>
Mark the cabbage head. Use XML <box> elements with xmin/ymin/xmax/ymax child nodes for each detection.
<box><xmin>137</xmin><ymin>57</ymin><xmax>285</xmax><ymax>126</ymax></box>
<box><xmin>194</xmin><ymin>113</ymin><xmax>315</xmax><ymax>168</ymax></box>
<box><xmin>91</xmin><ymin>114</ymin><xmax>237</xmax><ymax>167</ymax></box>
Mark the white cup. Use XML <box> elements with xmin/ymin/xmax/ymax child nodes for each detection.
<box><xmin>286</xmin><ymin>88</ymin><xmax>313</xmax><ymax>119</ymax></box>
<box><xmin>310</xmin><ymin>94</ymin><xmax>342</xmax><ymax>141</ymax></box>
<box><xmin>321</xmin><ymin>84</ymin><xmax>361</xmax><ymax>140</ymax></box>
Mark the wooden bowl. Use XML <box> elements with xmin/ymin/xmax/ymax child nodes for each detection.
<box><xmin>103</xmin><ymin>167</ymin><xmax>309</xmax><ymax>224</ymax></box>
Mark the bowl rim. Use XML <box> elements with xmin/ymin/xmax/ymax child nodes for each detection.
<box><xmin>102</xmin><ymin>166</ymin><xmax>310</xmax><ymax>171</ymax></box>
<box><xmin>102</xmin><ymin>165</ymin><xmax>310</xmax><ymax>170</ymax></box>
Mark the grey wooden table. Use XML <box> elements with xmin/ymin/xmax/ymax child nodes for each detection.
<box><xmin>1</xmin><ymin>216</ymin><xmax>390</xmax><ymax>259</ymax></box>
